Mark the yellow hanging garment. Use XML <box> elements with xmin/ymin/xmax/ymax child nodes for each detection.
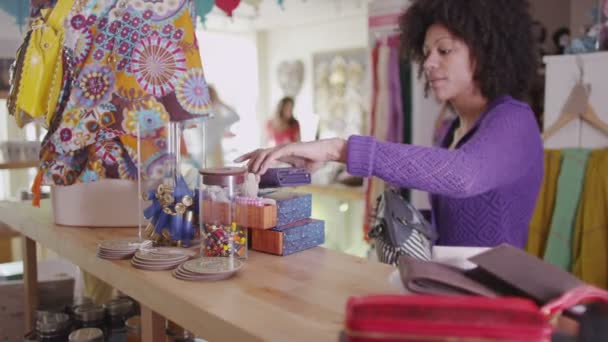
<box><xmin>7</xmin><ymin>0</ymin><xmax>73</xmax><ymax>128</ymax></box>
<box><xmin>572</xmin><ymin>149</ymin><xmax>608</xmax><ymax>289</ymax></box>
<box><xmin>526</xmin><ymin>149</ymin><xmax>561</xmax><ymax>257</ymax></box>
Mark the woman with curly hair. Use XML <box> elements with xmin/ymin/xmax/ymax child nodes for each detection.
<box><xmin>237</xmin><ymin>0</ymin><xmax>543</xmax><ymax>248</ymax></box>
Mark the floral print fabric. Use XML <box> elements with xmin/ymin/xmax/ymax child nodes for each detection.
<box><xmin>40</xmin><ymin>0</ymin><xmax>211</xmax><ymax>186</ymax></box>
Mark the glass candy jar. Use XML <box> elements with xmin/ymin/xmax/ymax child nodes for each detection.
<box><xmin>199</xmin><ymin>167</ymin><xmax>248</xmax><ymax>260</ymax></box>
<box><xmin>139</xmin><ymin>120</ymin><xmax>204</xmax><ymax>247</ymax></box>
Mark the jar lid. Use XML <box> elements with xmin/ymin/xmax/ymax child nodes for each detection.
<box><xmin>200</xmin><ymin>167</ymin><xmax>246</xmax><ymax>186</ymax></box>
<box><xmin>125</xmin><ymin>315</ymin><xmax>141</xmax><ymax>332</ymax></box>
<box><xmin>103</xmin><ymin>297</ymin><xmax>133</xmax><ymax>317</ymax></box>
<box><xmin>74</xmin><ymin>303</ymin><xmax>105</xmax><ymax>322</ymax></box>
<box><xmin>35</xmin><ymin>310</ymin><xmax>55</xmax><ymax>320</ymax></box>
<box><xmin>36</xmin><ymin>312</ymin><xmax>70</xmax><ymax>334</ymax></box>
<box><xmin>68</xmin><ymin>328</ymin><xmax>104</xmax><ymax>342</ymax></box>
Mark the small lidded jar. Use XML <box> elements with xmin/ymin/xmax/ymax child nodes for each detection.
<box><xmin>125</xmin><ymin>315</ymin><xmax>142</xmax><ymax>342</ymax></box>
<box><xmin>199</xmin><ymin>167</ymin><xmax>248</xmax><ymax>260</ymax></box>
<box><xmin>104</xmin><ymin>297</ymin><xmax>134</xmax><ymax>341</ymax></box>
<box><xmin>73</xmin><ymin>303</ymin><xmax>106</xmax><ymax>333</ymax></box>
<box><xmin>36</xmin><ymin>312</ymin><xmax>71</xmax><ymax>342</ymax></box>
<box><xmin>65</xmin><ymin>297</ymin><xmax>93</xmax><ymax>320</ymax></box>
<box><xmin>166</xmin><ymin>320</ymin><xmax>201</xmax><ymax>342</ymax></box>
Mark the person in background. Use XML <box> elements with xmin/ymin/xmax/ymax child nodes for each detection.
<box><xmin>266</xmin><ymin>96</ymin><xmax>301</xmax><ymax>146</ymax></box>
<box><xmin>238</xmin><ymin>0</ymin><xmax>543</xmax><ymax>249</ymax></box>
<box><xmin>552</xmin><ymin>27</ymin><xmax>571</xmax><ymax>55</ymax></box>
<box><xmin>206</xmin><ymin>85</ymin><xmax>239</xmax><ymax>167</ymax></box>
<box><xmin>184</xmin><ymin>85</ymin><xmax>239</xmax><ymax>168</ymax></box>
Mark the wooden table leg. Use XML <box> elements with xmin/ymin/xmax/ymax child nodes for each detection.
<box><xmin>141</xmin><ymin>305</ymin><xmax>166</xmax><ymax>342</ymax></box>
<box><xmin>22</xmin><ymin>236</ymin><xmax>38</xmax><ymax>333</ymax></box>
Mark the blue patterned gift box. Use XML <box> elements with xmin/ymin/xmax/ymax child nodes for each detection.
<box><xmin>277</xmin><ymin>219</ymin><xmax>325</xmax><ymax>256</ymax></box>
<box><xmin>251</xmin><ymin>219</ymin><xmax>325</xmax><ymax>256</ymax></box>
<box><xmin>259</xmin><ymin>191</ymin><xmax>312</xmax><ymax>227</ymax></box>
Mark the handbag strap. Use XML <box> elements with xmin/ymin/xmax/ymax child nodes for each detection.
<box><xmin>541</xmin><ymin>285</ymin><xmax>608</xmax><ymax>319</ymax></box>
<box><xmin>46</xmin><ymin>0</ymin><xmax>75</xmax><ymax>31</ymax></box>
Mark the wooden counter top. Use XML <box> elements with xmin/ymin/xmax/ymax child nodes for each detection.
<box><xmin>0</xmin><ymin>201</ymin><xmax>398</xmax><ymax>341</ymax></box>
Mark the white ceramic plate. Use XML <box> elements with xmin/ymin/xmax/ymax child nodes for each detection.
<box><xmin>181</xmin><ymin>257</ymin><xmax>243</xmax><ymax>275</ymax></box>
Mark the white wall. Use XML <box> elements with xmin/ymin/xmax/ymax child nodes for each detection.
<box><xmin>195</xmin><ymin>29</ymin><xmax>261</xmax><ymax>163</ymax></box>
<box><xmin>543</xmin><ymin>52</ymin><xmax>608</xmax><ymax>149</ymax></box>
<box><xmin>0</xmin><ymin>10</ymin><xmax>22</xmax><ymax>58</ymax></box>
<box><xmin>259</xmin><ymin>13</ymin><xmax>369</xmax><ymax>142</ymax></box>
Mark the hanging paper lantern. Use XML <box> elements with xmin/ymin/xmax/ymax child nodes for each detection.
<box><xmin>216</xmin><ymin>0</ymin><xmax>241</xmax><ymax>17</ymax></box>
<box><xmin>242</xmin><ymin>0</ymin><xmax>262</xmax><ymax>12</ymax></box>
<box><xmin>194</xmin><ymin>0</ymin><xmax>215</xmax><ymax>24</ymax></box>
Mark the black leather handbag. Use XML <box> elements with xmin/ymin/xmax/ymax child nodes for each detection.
<box><xmin>369</xmin><ymin>188</ymin><xmax>438</xmax><ymax>265</ymax></box>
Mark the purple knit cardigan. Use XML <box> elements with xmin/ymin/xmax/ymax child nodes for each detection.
<box><xmin>347</xmin><ymin>96</ymin><xmax>543</xmax><ymax>247</ymax></box>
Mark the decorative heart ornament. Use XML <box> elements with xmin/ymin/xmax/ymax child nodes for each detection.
<box><xmin>277</xmin><ymin>60</ymin><xmax>304</xmax><ymax>97</ymax></box>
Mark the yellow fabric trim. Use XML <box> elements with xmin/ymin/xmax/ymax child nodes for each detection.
<box><xmin>526</xmin><ymin>149</ymin><xmax>561</xmax><ymax>257</ymax></box>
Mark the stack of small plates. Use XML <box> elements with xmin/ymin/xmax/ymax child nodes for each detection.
<box><xmin>130</xmin><ymin>248</ymin><xmax>196</xmax><ymax>271</ymax></box>
<box><xmin>173</xmin><ymin>257</ymin><xmax>243</xmax><ymax>281</ymax></box>
<box><xmin>97</xmin><ymin>239</ymin><xmax>142</xmax><ymax>260</ymax></box>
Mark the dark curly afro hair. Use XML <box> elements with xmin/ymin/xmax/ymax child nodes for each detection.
<box><xmin>399</xmin><ymin>0</ymin><xmax>536</xmax><ymax>102</ymax></box>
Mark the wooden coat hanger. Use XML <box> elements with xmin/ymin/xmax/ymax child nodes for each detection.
<box><xmin>542</xmin><ymin>57</ymin><xmax>608</xmax><ymax>140</ymax></box>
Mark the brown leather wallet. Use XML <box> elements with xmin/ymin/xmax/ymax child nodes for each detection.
<box><xmin>398</xmin><ymin>255</ymin><xmax>499</xmax><ymax>297</ymax></box>
<box><xmin>398</xmin><ymin>244</ymin><xmax>584</xmax><ymax>304</ymax></box>
<box><xmin>467</xmin><ymin>244</ymin><xmax>584</xmax><ymax>304</ymax></box>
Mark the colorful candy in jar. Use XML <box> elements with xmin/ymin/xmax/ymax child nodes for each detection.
<box><xmin>203</xmin><ymin>223</ymin><xmax>246</xmax><ymax>258</ymax></box>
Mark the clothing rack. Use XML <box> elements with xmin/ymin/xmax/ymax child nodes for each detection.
<box><xmin>529</xmin><ymin>52</ymin><xmax>608</xmax><ymax>290</ymax></box>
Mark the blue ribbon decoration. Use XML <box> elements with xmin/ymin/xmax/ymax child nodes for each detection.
<box><xmin>143</xmin><ymin>189</ymin><xmax>160</xmax><ymax>219</ymax></box>
<box><xmin>155</xmin><ymin>210</ymin><xmax>171</xmax><ymax>237</ymax></box>
<box><xmin>142</xmin><ymin>176</ymin><xmax>197</xmax><ymax>245</ymax></box>
<box><xmin>172</xmin><ymin>176</ymin><xmax>192</xmax><ymax>243</ymax></box>
<box><xmin>169</xmin><ymin>211</ymin><xmax>184</xmax><ymax>241</ymax></box>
